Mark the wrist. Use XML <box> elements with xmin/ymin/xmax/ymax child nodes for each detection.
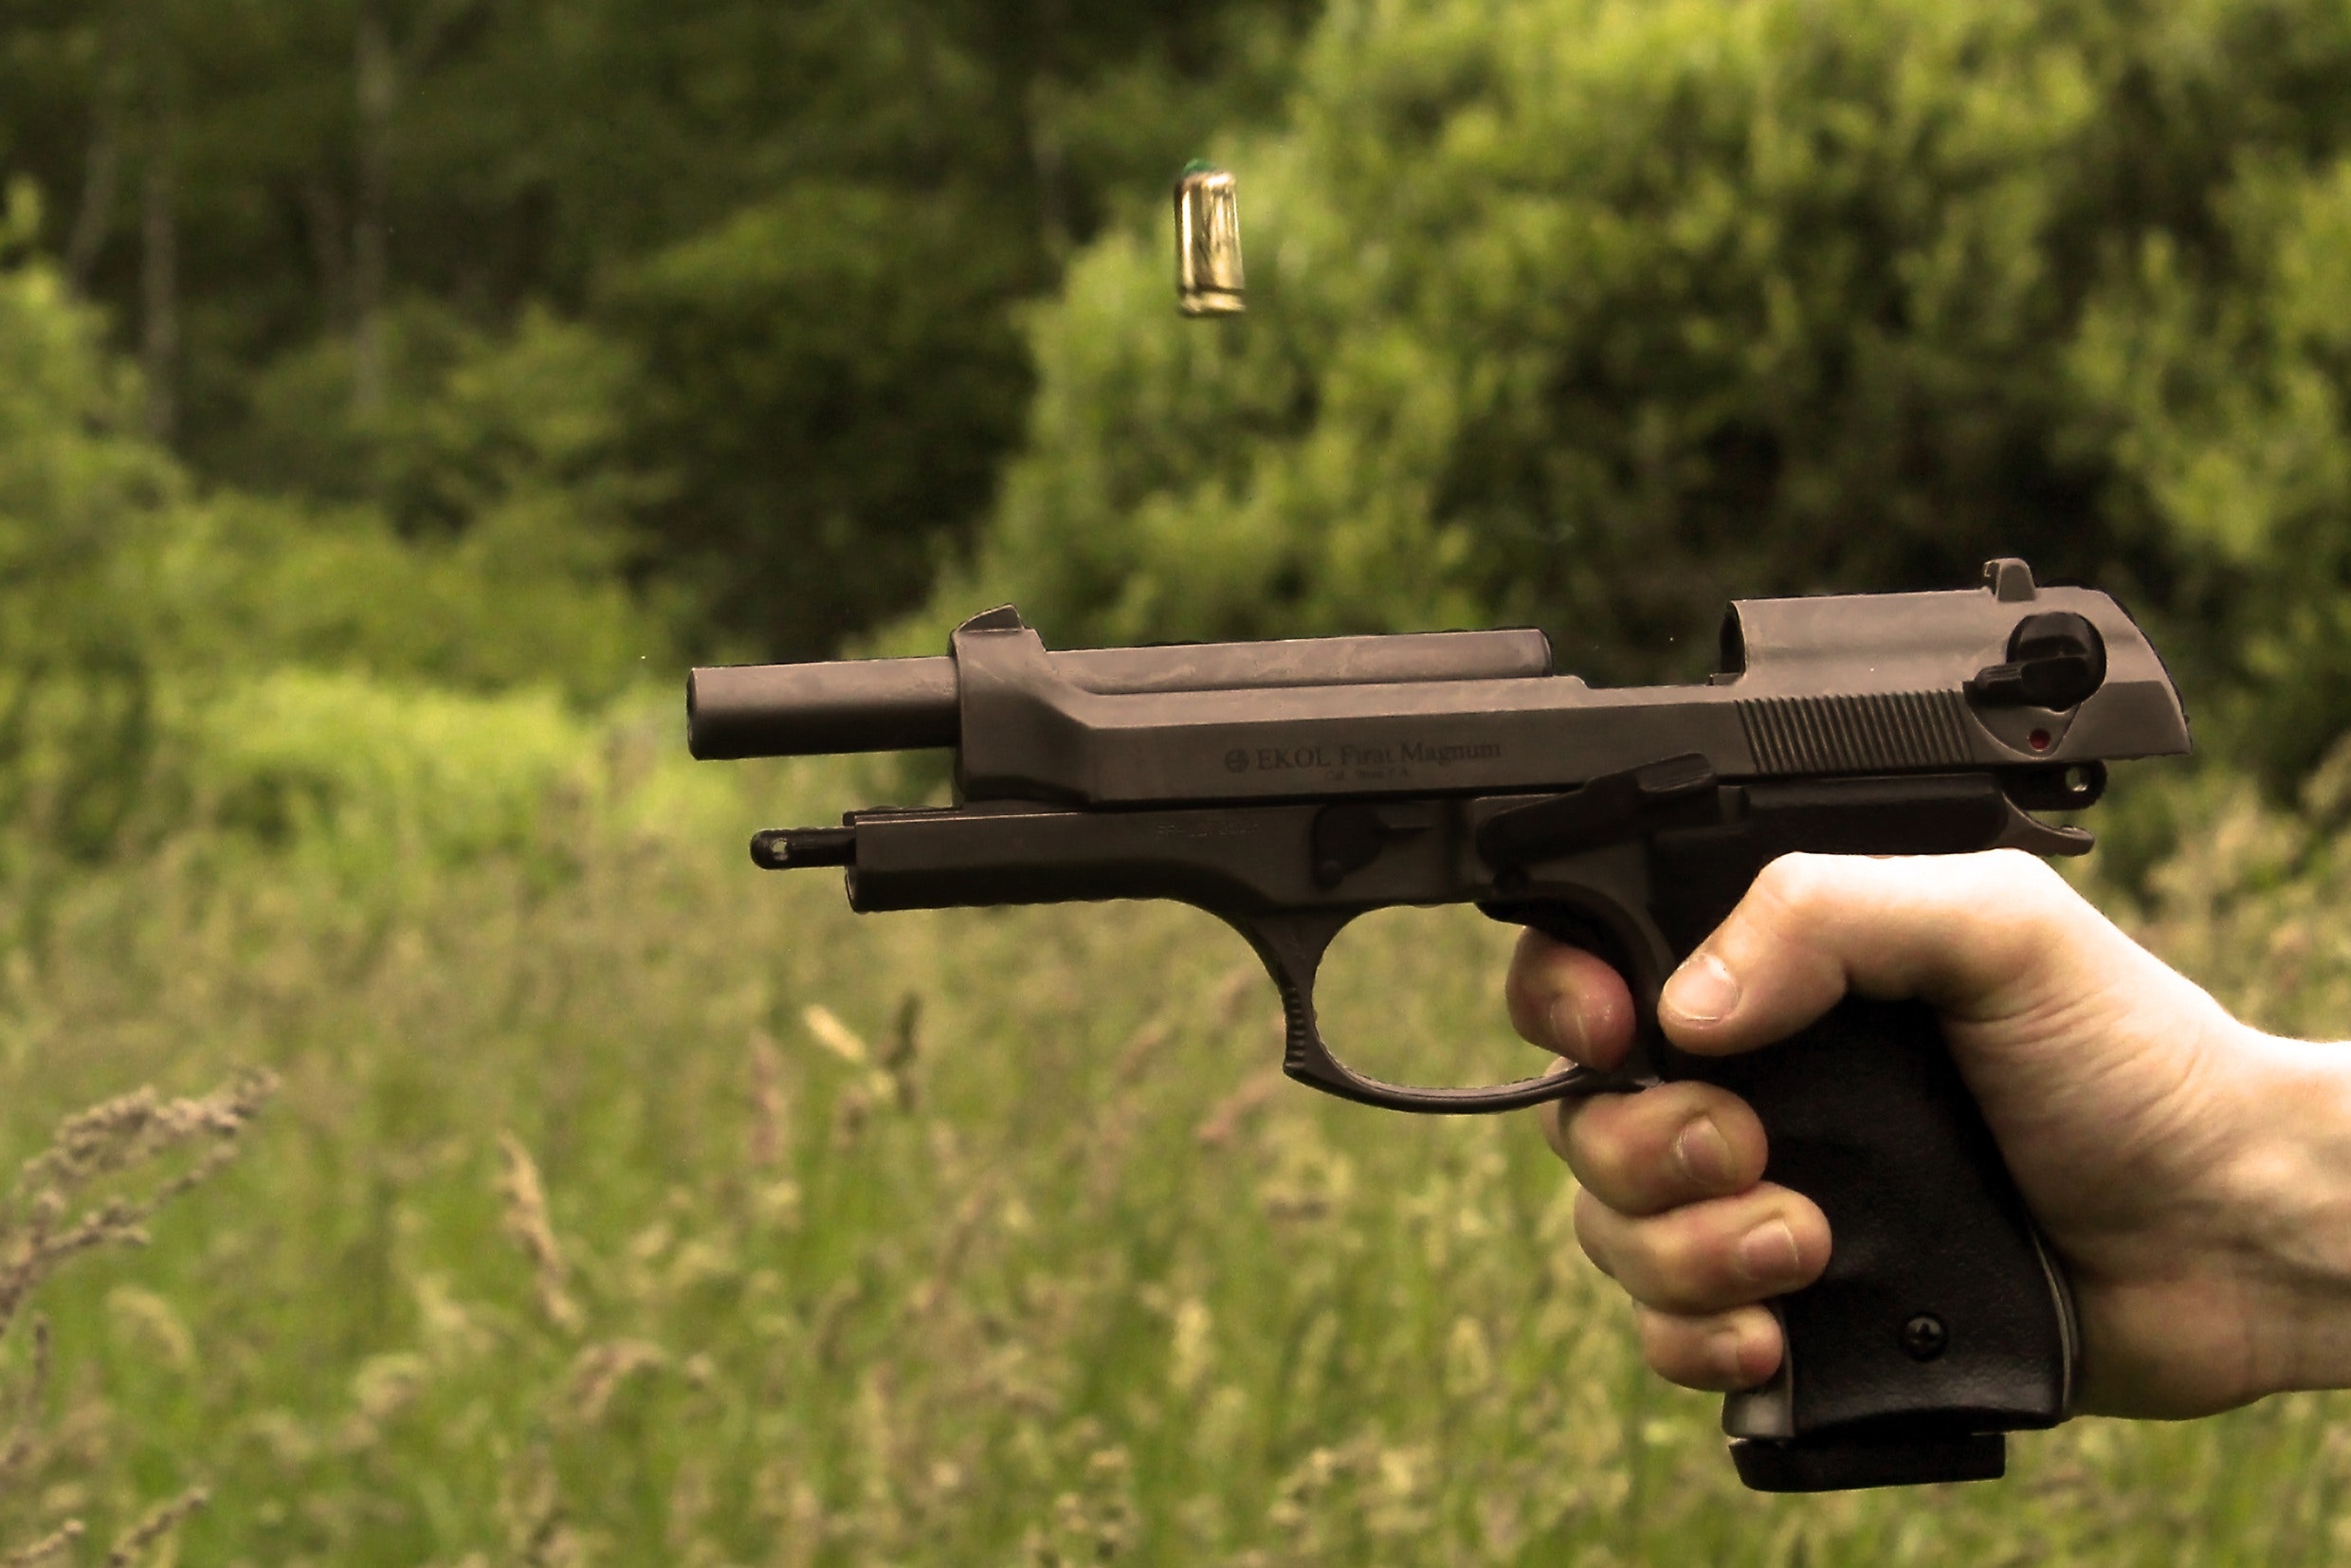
<box><xmin>2216</xmin><ymin>1027</ymin><xmax>2351</xmax><ymax>1398</ymax></box>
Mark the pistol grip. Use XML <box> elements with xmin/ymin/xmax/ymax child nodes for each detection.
<box><xmin>1656</xmin><ymin>996</ymin><xmax>2077</xmax><ymax>1490</ymax></box>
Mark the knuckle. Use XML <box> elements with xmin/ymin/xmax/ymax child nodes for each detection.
<box><xmin>1573</xmin><ymin>1172</ymin><xmax>1817</xmax><ymax>1314</ymax></box>
<box><xmin>1632</xmin><ymin>1200</ymin><xmax>1790</xmax><ymax>1312</ymax></box>
<box><xmin>1596</xmin><ymin>1212</ymin><xmax>1711</xmax><ymax>1311</ymax></box>
<box><xmin>1939</xmin><ymin>852</ymin><xmax>2081</xmax><ymax>981</ymax></box>
<box><xmin>1570</xmin><ymin>1189</ymin><xmax>1620</xmax><ymax>1279</ymax></box>
<box><xmin>1639</xmin><ymin>1305</ymin><xmax>1779</xmax><ymax>1391</ymax></box>
<box><xmin>1559</xmin><ymin>1098</ymin><xmax>1636</xmax><ymax>1192</ymax></box>
<box><xmin>1508</xmin><ymin>927</ymin><xmax>1576</xmax><ymax>992</ymax></box>
<box><xmin>1577</xmin><ymin>1085</ymin><xmax>1761</xmax><ymax>1211</ymax></box>
<box><xmin>1504</xmin><ymin>980</ymin><xmax>1548</xmax><ymax>1048</ymax></box>
<box><xmin>1638</xmin><ymin>1222</ymin><xmax>1722</xmax><ymax>1308</ymax></box>
<box><xmin>1505</xmin><ymin>932</ymin><xmax>1587</xmax><ymax>1048</ymax></box>
<box><xmin>1986</xmin><ymin>849</ymin><xmax>2075</xmax><ymax>935</ymax></box>
<box><xmin>1539</xmin><ymin>1094</ymin><xmax>1576</xmax><ymax>1164</ymax></box>
<box><xmin>1981</xmin><ymin>845</ymin><xmax>2064</xmax><ymax>893</ymax></box>
<box><xmin>1633</xmin><ymin>1309</ymin><xmax>1697</xmax><ymax>1383</ymax></box>
<box><xmin>1563</xmin><ymin>1096</ymin><xmax>1764</xmax><ymax>1237</ymax></box>
<box><xmin>1746</xmin><ymin>852</ymin><xmax>1837</xmax><ymax>926</ymax></box>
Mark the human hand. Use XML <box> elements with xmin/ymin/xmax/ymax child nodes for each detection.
<box><xmin>1507</xmin><ymin>849</ymin><xmax>2351</xmax><ymax>1417</ymax></box>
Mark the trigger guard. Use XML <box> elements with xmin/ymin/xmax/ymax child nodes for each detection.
<box><xmin>1284</xmin><ymin>1043</ymin><xmax>1642</xmax><ymax>1113</ymax></box>
<box><xmin>1230</xmin><ymin>909</ymin><xmax>1650</xmax><ymax>1115</ymax></box>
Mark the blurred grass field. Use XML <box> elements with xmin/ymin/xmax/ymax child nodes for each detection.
<box><xmin>0</xmin><ymin>688</ymin><xmax>2348</xmax><ymax>1565</ymax></box>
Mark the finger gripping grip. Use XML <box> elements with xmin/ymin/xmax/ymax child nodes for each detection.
<box><xmin>1657</xmin><ymin>997</ymin><xmax>2076</xmax><ymax>1490</ymax></box>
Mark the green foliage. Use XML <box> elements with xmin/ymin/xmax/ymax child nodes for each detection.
<box><xmin>0</xmin><ymin>251</ymin><xmax>664</xmax><ymax>884</ymax></box>
<box><xmin>225</xmin><ymin>302</ymin><xmax>644</xmax><ymax>534</ymax></box>
<box><xmin>0</xmin><ymin>260</ymin><xmax>178</xmax><ymax>860</ymax></box>
<box><xmin>2073</xmin><ymin>154</ymin><xmax>2351</xmax><ymax>784</ymax></box>
<box><xmin>611</xmin><ymin>185</ymin><xmax>1035</xmax><ymax>661</ymax></box>
<box><xmin>2084</xmin><ymin>737</ymin><xmax>2351</xmax><ymax>1043</ymax></box>
<box><xmin>148</xmin><ymin>495</ymin><xmax>660</xmax><ymax>704</ymax></box>
<box><xmin>190</xmin><ymin>303</ymin><xmax>668</xmax><ymax>698</ymax></box>
<box><xmin>940</xmin><ymin>0</ymin><xmax>2351</xmax><ymax>747</ymax></box>
<box><xmin>586</xmin><ymin>1</ymin><xmax>1321</xmax><ymax>658</ymax></box>
<box><xmin>188</xmin><ymin>672</ymin><xmax>611</xmax><ymax>884</ymax></box>
<box><xmin>0</xmin><ymin>0</ymin><xmax>1323</xmax><ymax>660</ymax></box>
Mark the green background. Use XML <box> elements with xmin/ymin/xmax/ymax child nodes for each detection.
<box><xmin>5</xmin><ymin>0</ymin><xmax>2351</xmax><ymax>1559</ymax></box>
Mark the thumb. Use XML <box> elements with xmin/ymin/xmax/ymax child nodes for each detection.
<box><xmin>1657</xmin><ymin>849</ymin><xmax>2138</xmax><ymax>1055</ymax></box>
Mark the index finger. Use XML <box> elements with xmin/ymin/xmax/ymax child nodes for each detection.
<box><xmin>1505</xmin><ymin>928</ymin><xmax>1637</xmax><ymax>1070</ymax></box>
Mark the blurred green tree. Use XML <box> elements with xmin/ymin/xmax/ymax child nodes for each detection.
<box><xmin>0</xmin><ymin>0</ymin><xmax>1321</xmax><ymax>660</ymax></box>
<box><xmin>0</xmin><ymin>236</ymin><xmax>663</xmax><ymax>872</ymax></box>
<box><xmin>608</xmin><ymin>185</ymin><xmax>1033</xmax><ymax>662</ymax></box>
<box><xmin>934</xmin><ymin>0</ymin><xmax>2351</xmax><ymax>778</ymax></box>
<box><xmin>2074</xmin><ymin>155</ymin><xmax>2351</xmax><ymax>785</ymax></box>
<box><xmin>0</xmin><ymin>191</ymin><xmax>176</xmax><ymax>861</ymax></box>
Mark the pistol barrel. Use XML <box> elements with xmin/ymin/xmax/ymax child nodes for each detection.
<box><xmin>687</xmin><ymin>627</ymin><xmax>1554</xmax><ymax>760</ymax></box>
<box><xmin>689</xmin><ymin>657</ymin><xmax>960</xmax><ymax>759</ymax></box>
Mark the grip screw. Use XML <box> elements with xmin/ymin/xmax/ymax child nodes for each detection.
<box><xmin>1901</xmin><ymin>1314</ymin><xmax>1949</xmax><ymax>1361</ymax></box>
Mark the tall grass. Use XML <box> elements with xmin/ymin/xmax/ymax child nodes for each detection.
<box><xmin>2</xmin><ymin>704</ymin><xmax>2348</xmax><ymax>1564</ymax></box>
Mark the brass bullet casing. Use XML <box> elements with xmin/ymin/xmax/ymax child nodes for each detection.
<box><xmin>1175</xmin><ymin>162</ymin><xmax>1244</xmax><ymax>316</ymax></box>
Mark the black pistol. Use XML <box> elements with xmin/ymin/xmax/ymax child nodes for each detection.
<box><xmin>686</xmin><ymin>558</ymin><xmax>2191</xmax><ymax>1493</ymax></box>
